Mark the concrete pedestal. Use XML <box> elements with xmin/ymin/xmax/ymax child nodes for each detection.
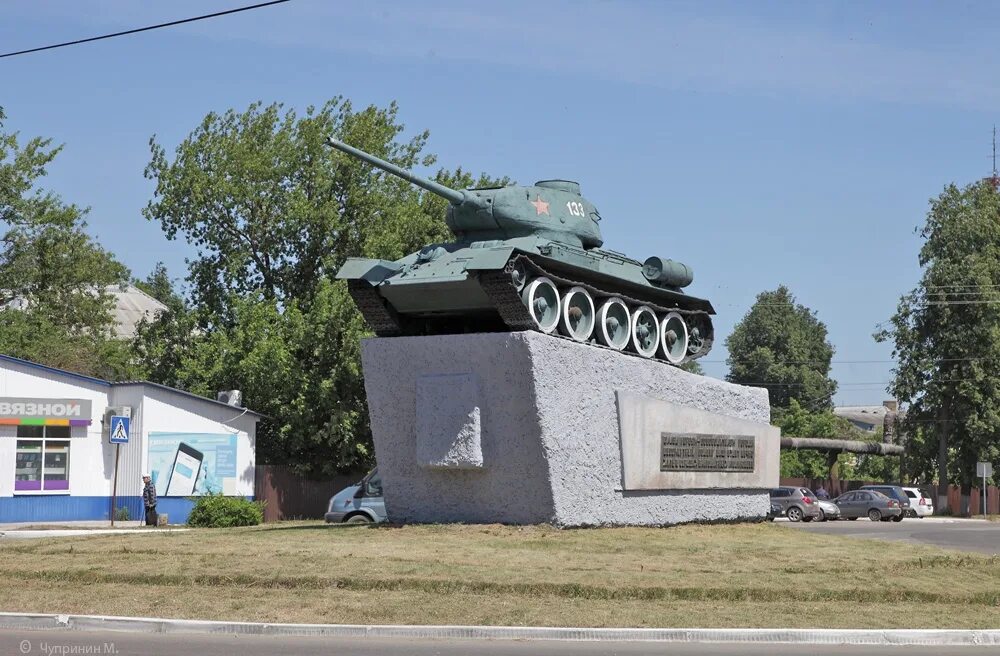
<box><xmin>362</xmin><ymin>331</ymin><xmax>779</xmax><ymax>527</ymax></box>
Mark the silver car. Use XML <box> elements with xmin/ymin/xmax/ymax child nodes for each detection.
<box><xmin>814</xmin><ymin>496</ymin><xmax>841</xmax><ymax>521</ymax></box>
<box><xmin>769</xmin><ymin>486</ymin><xmax>822</xmax><ymax>522</ymax></box>
<box><xmin>833</xmin><ymin>489</ymin><xmax>903</xmax><ymax>521</ymax></box>
<box><xmin>324</xmin><ymin>468</ymin><xmax>387</xmax><ymax>524</ymax></box>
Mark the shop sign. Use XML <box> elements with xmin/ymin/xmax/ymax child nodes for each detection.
<box><xmin>0</xmin><ymin>397</ymin><xmax>93</xmax><ymax>427</ymax></box>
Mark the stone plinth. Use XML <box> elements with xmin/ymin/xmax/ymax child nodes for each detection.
<box><xmin>362</xmin><ymin>331</ymin><xmax>779</xmax><ymax>526</ymax></box>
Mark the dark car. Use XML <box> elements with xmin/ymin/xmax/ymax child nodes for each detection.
<box><xmin>766</xmin><ymin>502</ymin><xmax>782</xmax><ymax>521</ymax></box>
<box><xmin>859</xmin><ymin>485</ymin><xmax>910</xmax><ymax>522</ymax></box>
<box><xmin>833</xmin><ymin>489</ymin><xmax>903</xmax><ymax>521</ymax></box>
<box><xmin>769</xmin><ymin>486</ymin><xmax>822</xmax><ymax>522</ymax></box>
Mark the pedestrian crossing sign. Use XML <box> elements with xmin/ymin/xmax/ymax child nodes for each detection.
<box><xmin>110</xmin><ymin>415</ymin><xmax>130</xmax><ymax>444</ymax></box>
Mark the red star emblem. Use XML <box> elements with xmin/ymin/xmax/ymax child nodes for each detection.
<box><xmin>530</xmin><ymin>195</ymin><xmax>550</xmax><ymax>216</ymax></box>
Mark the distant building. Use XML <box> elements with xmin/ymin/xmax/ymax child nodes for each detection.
<box><xmin>108</xmin><ymin>285</ymin><xmax>167</xmax><ymax>339</ymax></box>
<box><xmin>834</xmin><ymin>400</ymin><xmax>899</xmax><ymax>433</ymax></box>
<box><xmin>2</xmin><ymin>285</ymin><xmax>166</xmax><ymax>340</ymax></box>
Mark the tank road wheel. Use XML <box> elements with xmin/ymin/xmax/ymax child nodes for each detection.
<box><xmin>685</xmin><ymin>317</ymin><xmax>706</xmax><ymax>356</ymax></box>
<box><xmin>510</xmin><ymin>260</ymin><xmax>528</xmax><ymax>292</ymax></box>
<box><xmin>659</xmin><ymin>312</ymin><xmax>689</xmax><ymax>364</ymax></box>
<box><xmin>521</xmin><ymin>277</ymin><xmax>561</xmax><ymax>333</ymax></box>
<box><xmin>629</xmin><ymin>306</ymin><xmax>660</xmax><ymax>358</ymax></box>
<box><xmin>558</xmin><ymin>286</ymin><xmax>595</xmax><ymax>342</ymax></box>
<box><xmin>595</xmin><ymin>297</ymin><xmax>631</xmax><ymax>350</ymax></box>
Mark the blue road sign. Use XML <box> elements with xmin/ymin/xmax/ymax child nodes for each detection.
<box><xmin>110</xmin><ymin>415</ymin><xmax>130</xmax><ymax>444</ymax></box>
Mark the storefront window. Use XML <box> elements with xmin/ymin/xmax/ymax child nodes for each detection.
<box><xmin>15</xmin><ymin>441</ymin><xmax>42</xmax><ymax>491</ymax></box>
<box><xmin>14</xmin><ymin>425</ymin><xmax>71</xmax><ymax>493</ymax></box>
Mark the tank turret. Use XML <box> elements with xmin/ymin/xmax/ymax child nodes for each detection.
<box><xmin>328</xmin><ymin>137</ymin><xmax>602</xmax><ymax>249</ymax></box>
<box><xmin>330</xmin><ymin>137</ymin><xmax>715</xmax><ymax>366</ymax></box>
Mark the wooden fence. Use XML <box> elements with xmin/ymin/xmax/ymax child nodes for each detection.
<box><xmin>254</xmin><ymin>465</ymin><xmax>367</xmax><ymax>522</ymax></box>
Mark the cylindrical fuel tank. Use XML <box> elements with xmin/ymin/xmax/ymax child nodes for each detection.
<box><xmin>642</xmin><ymin>256</ymin><xmax>694</xmax><ymax>288</ymax></box>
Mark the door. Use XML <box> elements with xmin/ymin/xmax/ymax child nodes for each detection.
<box><xmin>838</xmin><ymin>492</ymin><xmax>858</xmax><ymax>518</ymax></box>
<box><xmin>361</xmin><ymin>470</ymin><xmax>386</xmax><ymax>521</ymax></box>
<box><xmin>857</xmin><ymin>491</ymin><xmax>875</xmax><ymax>515</ymax></box>
<box><xmin>771</xmin><ymin>488</ymin><xmax>791</xmax><ymax>513</ymax></box>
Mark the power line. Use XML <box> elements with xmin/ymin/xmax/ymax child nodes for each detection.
<box><xmin>740</xmin><ymin>377</ymin><xmax>988</xmax><ymax>388</ymax></box>
<box><xmin>698</xmin><ymin>356</ymin><xmax>991</xmax><ymax>365</ymax></box>
<box><xmin>0</xmin><ymin>1</ymin><xmax>291</xmax><ymax>59</ymax></box>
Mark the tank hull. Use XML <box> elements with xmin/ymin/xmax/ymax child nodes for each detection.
<box><xmin>338</xmin><ymin>239</ymin><xmax>715</xmax><ymax>365</ymax></box>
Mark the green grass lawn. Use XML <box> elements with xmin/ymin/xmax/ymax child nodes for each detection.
<box><xmin>1</xmin><ymin>521</ymin><xmax>998</xmax><ymax>628</ymax></box>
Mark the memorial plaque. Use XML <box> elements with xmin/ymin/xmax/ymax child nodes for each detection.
<box><xmin>660</xmin><ymin>433</ymin><xmax>756</xmax><ymax>473</ymax></box>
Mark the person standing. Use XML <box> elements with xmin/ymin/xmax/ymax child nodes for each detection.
<box><xmin>142</xmin><ymin>474</ymin><xmax>158</xmax><ymax>526</ymax></box>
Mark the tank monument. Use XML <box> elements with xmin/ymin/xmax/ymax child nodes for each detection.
<box><xmin>330</xmin><ymin>137</ymin><xmax>779</xmax><ymax>526</ymax></box>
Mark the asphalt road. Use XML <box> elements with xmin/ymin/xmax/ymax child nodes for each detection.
<box><xmin>781</xmin><ymin>516</ymin><xmax>1000</xmax><ymax>554</ymax></box>
<box><xmin>2</xmin><ymin>630</ymin><xmax>996</xmax><ymax>656</ymax></box>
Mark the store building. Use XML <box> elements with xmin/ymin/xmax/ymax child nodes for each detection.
<box><xmin>0</xmin><ymin>354</ymin><xmax>262</xmax><ymax>524</ymax></box>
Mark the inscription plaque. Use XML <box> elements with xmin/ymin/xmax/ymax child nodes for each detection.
<box><xmin>660</xmin><ymin>433</ymin><xmax>755</xmax><ymax>473</ymax></box>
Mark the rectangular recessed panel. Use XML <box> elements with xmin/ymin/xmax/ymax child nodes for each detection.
<box><xmin>415</xmin><ymin>373</ymin><xmax>483</xmax><ymax>469</ymax></box>
<box><xmin>660</xmin><ymin>433</ymin><xmax>755</xmax><ymax>473</ymax></box>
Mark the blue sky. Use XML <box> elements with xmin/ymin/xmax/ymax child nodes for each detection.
<box><xmin>3</xmin><ymin>0</ymin><xmax>998</xmax><ymax>404</ymax></box>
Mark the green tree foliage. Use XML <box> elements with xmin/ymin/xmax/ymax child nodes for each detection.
<box><xmin>850</xmin><ymin>426</ymin><xmax>901</xmax><ymax>483</ymax></box>
<box><xmin>679</xmin><ymin>360</ymin><xmax>703</xmax><ymax>375</ymax></box>
<box><xmin>726</xmin><ymin>285</ymin><xmax>837</xmax><ymax>410</ymax></box>
<box><xmin>135</xmin><ymin>262</ymin><xmax>182</xmax><ymax>308</ymax></box>
<box><xmin>727</xmin><ymin>287</ymin><xmax>840</xmax><ymax>478</ymax></box>
<box><xmin>0</xmin><ymin>108</ymin><xmax>133</xmax><ymax>378</ymax></box>
<box><xmin>772</xmin><ymin>399</ymin><xmax>862</xmax><ymax>479</ymax></box>
<box><xmin>139</xmin><ymin>98</ymin><xmax>504</xmax><ymax>475</ymax></box>
<box><xmin>878</xmin><ymin>180</ymin><xmax>1000</xmax><ymax>496</ymax></box>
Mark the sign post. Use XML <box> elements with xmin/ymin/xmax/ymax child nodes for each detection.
<box><xmin>109</xmin><ymin>415</ymin><xmax>130</xmax><ymax>526</ymax></box>
<box><xmin>976</xmin><ymin>461</ymin><xmax>993</xmax><ymax>519</ymax></box>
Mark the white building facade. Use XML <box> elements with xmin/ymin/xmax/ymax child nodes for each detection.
<box><xmin>0</xmin><ymin>354</ymin><xmax>261</xmax><ymax>524</ymax></box>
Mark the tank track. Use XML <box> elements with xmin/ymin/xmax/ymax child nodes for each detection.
<box><xmin>350</xmin><ymin>255</ymin><xmax>714</xmax><ymax>365</ymax></box>
<box><xmin>480</xmin><ymin>254</ymin><xmax>714</xmax><ymax>365</ymax></box>
<box><xmin>347</xmin><ymin>279</ymin><xmax>402</xmax><ymax>337</ymax></box>
<box><xmin>479</xmin><ymin>271</ymin><xmax>538</xmax><ymax>331</ymax></box>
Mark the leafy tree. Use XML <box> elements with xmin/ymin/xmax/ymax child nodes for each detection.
<box><xmin>0</xmin><ymin>109</ymin><xmax>133</xmax><ymax>378</ymax></box>
<box><xmin>878</xmin><ymin>179</ymin><xmax>1000</xmax><ymax>512</ymax></box>
<box><xmin>773</xmin><ymin>399</ymin><xmax>862</xmax><ymax>479</ymax></box>
<box><xmin>679</xmin><ymin>360</ymin><xmax>703</xmax><ymax>375</ymax></box>
<box><xmin>726</xmin><ymin>285</ymin><xmax>837</xmax><ymax>410</ymax></box>
<box><xmin>139</xmin><ymin>98</ymin><xmax>504</xmax><ymax>475</ymax></box>
<box><xmin>851</xmin><ymin>426</ymin><xmax>901</xmax><ymax>483</ymax></box>
<box><xmin>726</xmin><ymin>287</ymin><xmax>840</xmax><ymax>478</ymax></box>
<box><xmin>135</xmin><ymin>262</ymin><xmax>182</xmax><ymax>308</ymax></box>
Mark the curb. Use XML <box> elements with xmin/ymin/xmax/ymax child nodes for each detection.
<box><xmin>1</xmin><ymin>613</ymin><xmax>999</xmax><ymax>646</ymax></box>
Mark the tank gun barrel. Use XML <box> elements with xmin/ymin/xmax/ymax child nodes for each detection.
<box><xmin>326</xmin><ymin>137</ymin><xmax>467</xmax><ymax>205</ymax></box>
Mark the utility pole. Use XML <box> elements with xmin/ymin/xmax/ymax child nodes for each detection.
<box><xmin>990</xmin><ymin>126</ymin><xmax>1000</xmax><ymax>189</ymax></box>
<box><xmin>937</xmin><ymin>403</ymin><xmax>949</xmax><ymax>513</ymax></box>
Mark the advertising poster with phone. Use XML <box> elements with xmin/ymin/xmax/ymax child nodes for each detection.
<box><xmin>148</xmin><ymin>432</ymin><xmax>238</xmax><ymax>496</ymax></box>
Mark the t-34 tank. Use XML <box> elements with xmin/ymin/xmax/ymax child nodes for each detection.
<box><xmin>330</xmin><ymin>137</ymin><xmax>715</xmax><ymax>365</ymax></box>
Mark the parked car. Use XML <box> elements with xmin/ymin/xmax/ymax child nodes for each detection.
<box><xmin>814</xmin><ymin>496</ymin><xmax>841</xmax><ymax>521</ymax></box>
<box><xmin>766</xmin><ymin>502</ymin><xmax>782</xmax><ymax>521</ymax></box>
<box><xmin>902</xmin><ymin>486</ymin><xmax>934</xmax><ymax>517</ymax></box>
<box><xmin>769</xmin><ymin>486</ymin><xmax>822</xmax><ymax>522</ymax></box>
<box><xmin>324</xmin><ymin>468</ymin><xmax>387</xmax><ymax>524</ymax></box>
<box><xmin>858</xmin><ymin>485</ymin><xmax>911</xmax><ymax>521</ymax></box>
<box><xmin>833</xmin><ymin>489</ymin><xmax>903</xmax><ymax>521</ymax></box>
